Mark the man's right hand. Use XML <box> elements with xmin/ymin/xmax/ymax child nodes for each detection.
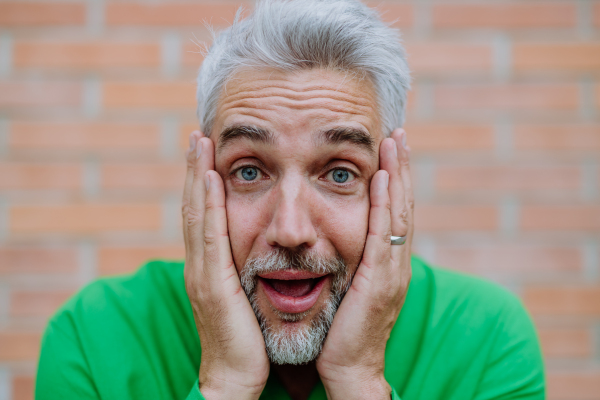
<box><xmin>182</xmin><ymin>131</ymin><xmax>269</xmax><ymax>400</ymax></box>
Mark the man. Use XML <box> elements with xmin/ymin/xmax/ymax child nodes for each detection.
<box><xmin>36</xmin><ymin>0</ymin><xmax>545</xmax><ymax>399</ymax></box>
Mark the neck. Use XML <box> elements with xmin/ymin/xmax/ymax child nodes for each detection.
<box><xmin>272</xmin><ymin>361</ymin><xmax>319</xmax><ymax>400</ymax></box>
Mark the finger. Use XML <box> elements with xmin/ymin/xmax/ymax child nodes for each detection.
<box><xmin>187</xmin><ymin>136</ymin><xmax>215</xmax><ymax>264</ymax></box>
<box><xmin>183</xmin><ymin>131</ymin><xmax>203</xmax><ymax>255</ymax></box>
<box><xmin>379</xmin><ymin>136</ymin><xmax>408</xmax><ymax>238</ymax></box>
<box><xmin>391</xmin><ymin>129</ymin><xmax>414</xmax><ymax>245</ymax></box>
<box><xmin>359</xmin><ymin>170</ymin><xmax>392</xmax><ymax>280</ymax></box>
<box><xmin>203</xmin><ymin>170</ymin><xmax>236</xmax><ymax>285</ymax></box>
<box><xmin>379</xmin><ymin>135</ymin><xmax>409</xmax><ymax>268</ymax></box>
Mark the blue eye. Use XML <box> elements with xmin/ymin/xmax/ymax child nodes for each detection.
<box><xmin>236</xmin><ymin>166</ymin><xmax>262</xmax><ymax>181</ymax></box>
<box><xmin>327</xmin><ymin>168</ymin><xmax>354</xmax><ymax>184</ymax></box>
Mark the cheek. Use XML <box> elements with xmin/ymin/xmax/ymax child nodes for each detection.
<box><xmin>315</xmin><ymin>192</ymin><xmax>370</xmax><ymax>270</ymax></box>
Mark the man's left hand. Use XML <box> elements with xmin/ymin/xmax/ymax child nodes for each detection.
<box><xmin>316</xmin><ymin>128</ymin><xmax>413</xmax><ymax>400</ymax></box>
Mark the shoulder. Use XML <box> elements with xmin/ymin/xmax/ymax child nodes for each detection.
<box><xmin>47</xmin><ymin>259</ymin><xmax>191</xmax><ymax>341</ymax></box>
<box><xmin>389</xmin><ymin>256</ymin><xmax>544</xmax><ymax>398</ymax></box>
<box><xmin>409</xmin><ymin>255</ymin><xmax>532</xmax><ymax>329</ymax></box>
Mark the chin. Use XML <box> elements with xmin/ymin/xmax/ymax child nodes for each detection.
<box><xmin>250</xmin><ymin>289</ymin><xmax>341</xmax><ymax>365</ymax></box>
<box><xmin>239</xmin><ymin>247</ymin><xmax>352</xmax><ymax>365</ymax></box>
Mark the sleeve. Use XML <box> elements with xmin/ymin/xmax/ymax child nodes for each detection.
<box><xmin>185</xmin><ymin>380</ymin><xmax>207</xmax><ymax>400</ymax></box>
<box><xmin>474</xmin><ymin>295</ymin><xmax>545</xmax><ymax>400</ymax></box>
<box><xmin>391</xmin><ymin>386</ymin><xmax>402</xmax><ymax>400</ymax></box>
<box><xmin>35</xmin><ymin>319</ymin><xmax>100</xmax><ymax>400</ymax></box>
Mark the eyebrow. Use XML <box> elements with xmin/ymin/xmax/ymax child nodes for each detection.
<box><xmin>315</xmin><ymin>127</ymin><xmax>376</xmax><ymax>155</ymax></box>
<box><xmin>217</xmin><ymin>124</ymin><xmax>376</xmax><ymax>155</ymax></box>
<box><xmin>217</xmin><ymin>125</ymin><xmax>276</xmax><ymax>152</ymax></box>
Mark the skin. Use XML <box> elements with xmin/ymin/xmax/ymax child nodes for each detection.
<box><xmin>182</xmin><ymin>68</ymin><xmax>414</xmax><ymax>400</ymax></box>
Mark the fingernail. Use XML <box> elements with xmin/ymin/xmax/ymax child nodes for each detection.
<box><xmin>204</xmin><ymin>173</ymin><xmax>210</xmax><ymax>191</ymax></box>
<box><xmin>189</xmin><ymin>134</ymin><xmax>196</xmax><ymax>152</ymax></box>
<box><xmin>196</xmin><ymin>140</ymin><xmax>203</xmax><ymax>159</ymax></box>
<box><xmin>385</xmin><ymin>172</ymin><xmax>389</xmax><ymax>188</ymax></box>
<box><xmin>401</xmin><ymin>131</ymin><xmax>407</xmax><ymax>150</ymax></box>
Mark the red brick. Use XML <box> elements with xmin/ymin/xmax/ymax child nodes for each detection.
<box><xmin>435</xmin><ymin>84</ymin><xmax>579</xmax><ymax>111</ymax></box>
<box><xmin>514</xmin><ymin>43</ymin><xmax>600</xmax><ymax>72</ymax></box>
<box><xmin>514</xmin><ymin>124</ymin><xmax>600</xmax><ymax>151</ymax></box>
<box><xmin>406</xmin><ymin>43</ymin><xmax>492</xmax><ymax>74</ymax></box>
<box><xmin>433</xmin><ymin>4</ymin><xmax>576</xmax><ymax>29</ymax></box>
<box><xmin>13</xmin><ymin>375</ymin><xmax>35</xmax><ymax>400</ymax></box>
<box><xmin>0</xmin><ymin>2</ymin><xmax>85</xmax><ymax>26</ymax></box>
<box><xmin>0</xmin><ymin>162</ymin><xmax>82</xmax><ymax>190</ymax></box>
<box><xmin>106</xmin><ymin>3</ymin><xmax>244</xmax><ymax>27</ymax></box>
<box><xmin>101</xmin><ymin>162</ymin><xmax>185</xmax><ymax>190</ymax></box>
<box><xmin>538</xmin><ymin>328</ymin><xmax>592</xmax><ymax>358</ymax></box>
<box><xmin>103</xmin><ymin>82</ymin><xmax>196</xmax><ymax>109</ymax></box>
<box><xmin>0</xmin><ymin>331</ymin><xmax>40</xmax><ymax>362</ymax></box>
<box><xmin>521</xmin><ymin>206</ymin><xmax>600</xmax><ymax>231</ymax></box>
<box><xmin>14</xmin><ymin>41</ymin><xmax>161</xmax><ymax>69</ymax></box>
<box><xmin>9</xmin><ymin>122</ymin><xmax>160</xmax><ymax>153</ymax></box>
<box><xmin>547</xmin><ymin>371</ymin><xmax>600</xmax><ymax>400</ymax></box>
<box><xmin>414</xmin><ymin>205</ymin><xmax>497</xmax><ymax>231</ymax></box>
<box><xmin>98</xmin><ymin>245</ymin><xmax>185</xmax><ymax>275</ymax></box>
<box><xmin>10</xmin><ymin>203</ymin><xmax>162</xmax><ymax>234</ymax></box>
<box><xmin>11</xmin><ymin>290</ymin><xmax>74</xmax><ymax>318</ymax></box>
<box><xmin>403</xmin><ymin>123</ymin><xmax>494</xmax><ymax>151</ymax></box>
<box><xmin>0</xmin><ymin>247</ymin><xmax>78</xmax><ymax>274</ymax></box>
<box><xmin>366</xmin><ymin>3</ymin><xmax>413</xmax><ymax>28</ymax></box>
<box><xmin>523</xmin><ymin>286</ymin><xmax>600</xmax><ymax>316</ymax></box>
<box><xmin>594</xmin><ymin>3</ymin><xmax>600</xmax><ymax>27</ymax></box>
<box><xmin>436</xmin><ymin>166</ymin><xmax>581</xmax><ymax>192</ymax></box>
<box><xmin>435</xmin><ymin>245</ymin><xmax>581</xmax><ymax>274</ymax></box>
<box><xmin>0</xmin><ymin>82</ymin><xmax>81</xmax><ymax>108</ymax></box>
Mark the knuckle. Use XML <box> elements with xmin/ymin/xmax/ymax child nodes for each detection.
<box><xmin>181</xmin><ymin>201</ymin><xmax>190</xmax><ymax>217</ymax></box>
<box><xmin>186</xmin><ymin>156</ymin><xmax>197</xmax><ymax>170</ymax></box>
<box><xmin>186</xmin><ymin>207</ymin><xmax>204</xmax><ymax>226</ymax></box>
<box><xmin>398</xmin><ymin>208</ymin><xmax>409</xmax><ymax>224</ymax></box>
<box><xmin>204</xmin><ymin>201</ymin><xmax>225</xmax><ymax>213</ymax></box>
<box><xmin>203</xmin><ymin>232</ymin><xmax>217</xmax><ymax>248</ymax></box>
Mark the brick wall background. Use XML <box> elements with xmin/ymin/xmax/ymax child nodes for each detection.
<box><xmin>0</xmin><ymin>0</ymin><xmax>599</xmax><ymax>399</ymax></box>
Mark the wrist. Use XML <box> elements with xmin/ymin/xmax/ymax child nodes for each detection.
<box><xmin>199</xmin><ymin>377</ymin><xmax>264</xmax><ymax>400</ymax></box>
<box><xmin>199</xmin><ymin>369</ymin><xmax>266</xmax><ymax>400</ymax></box>
<box><xmin>321</xmin><ymin>370</ymin><xmax>390</xmax><ymax>400</ymax></box>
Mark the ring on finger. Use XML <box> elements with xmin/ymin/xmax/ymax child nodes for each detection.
<box><xmin>390</xmin><ymin>235</ymin><xmax>406</xmax><ymax>245</ymax></box>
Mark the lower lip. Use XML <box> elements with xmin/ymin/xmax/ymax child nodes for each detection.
<box><xmin>259</xmin><ymin>276</ymin><xmax>328</xmax><ymax>314</ymax></box>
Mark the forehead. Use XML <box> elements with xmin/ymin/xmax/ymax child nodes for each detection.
<box><xmin>211</xmin><ymin>67</ymin><xmax>382</xmax><ymax>144</ymax></box>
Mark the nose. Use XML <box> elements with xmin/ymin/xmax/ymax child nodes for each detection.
<box><xmin>265</xmin><ymin>176</ymin><xmax>318</xmax><ymax>249</ymax></box>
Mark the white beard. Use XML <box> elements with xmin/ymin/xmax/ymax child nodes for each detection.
<box><xmin>240</xmin><ymin>249</ymin><xmax>351</xmax><ymax>365</ymax></box>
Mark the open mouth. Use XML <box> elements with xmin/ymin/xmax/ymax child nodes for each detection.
<box><xmin>258</xmin><ymin>270</ymin><xmax>329</xmax><ymax>314</ymax></box>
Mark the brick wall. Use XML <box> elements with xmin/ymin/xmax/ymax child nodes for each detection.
<box><xmin>0</xmin><ymin>1</ymin><xmax>599</xmax><ymax>399</ymax></box>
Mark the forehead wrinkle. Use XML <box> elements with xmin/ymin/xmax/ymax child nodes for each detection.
<box><xmin>222</xmin><ymin>98</ymin><xmax>373</xmax><ymax>118</ymax></box>
<box><xmin>220</xmin><ymin>86</ymin><xmax>375</xmax><ymax>109</ymax></box>
<box><xmin>214</xmin><ymin>68</ymin><xmax>382</xmax><ymax>139</ymax></box>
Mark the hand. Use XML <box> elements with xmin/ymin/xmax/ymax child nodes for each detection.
<box><xmin>316</xmin><ymin>129</ymin><xmax>413</xmax><ymax>399</ymax></box>
<box><xmin>182</xmin><ymin>131</ymin><xmax>270</xmax><ymax>399</ymax></box>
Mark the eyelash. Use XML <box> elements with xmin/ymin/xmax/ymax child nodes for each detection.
<box><xmin>325</xmin><ymin>167</ymin><xmax>357</xmax><ymax>184</ymax></box>
<box><xmin>232</xmin><ymin>164</ymin><xmax>267</xmax><ymax>182</ymax></box>
<box><xmin>231</xmin><ymin>165</ymin><xmax>358</xmax><ymax>185</ymax></box>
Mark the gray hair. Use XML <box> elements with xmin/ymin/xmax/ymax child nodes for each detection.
<box><xmin>196</xmin><ymin>0</ymin><xmax>411</xmax><ymax>137</ymax></box>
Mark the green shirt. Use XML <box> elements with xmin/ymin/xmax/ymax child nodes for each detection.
<box><xmin>36</xmin><ymin>256</ymin><xmax>545</xmax><ymax>399</ymax></box>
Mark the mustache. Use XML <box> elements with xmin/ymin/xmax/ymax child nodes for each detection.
<box><xmin>239</xmin><ymin>247</ymin><xmax>350</xmax><ymax>296</ymax></box>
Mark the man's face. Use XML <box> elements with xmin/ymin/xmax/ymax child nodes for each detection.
<box><xmin>211</xmin><ymin>67</ymin><xmax>383</xmax><ymax>363</ymax></box>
